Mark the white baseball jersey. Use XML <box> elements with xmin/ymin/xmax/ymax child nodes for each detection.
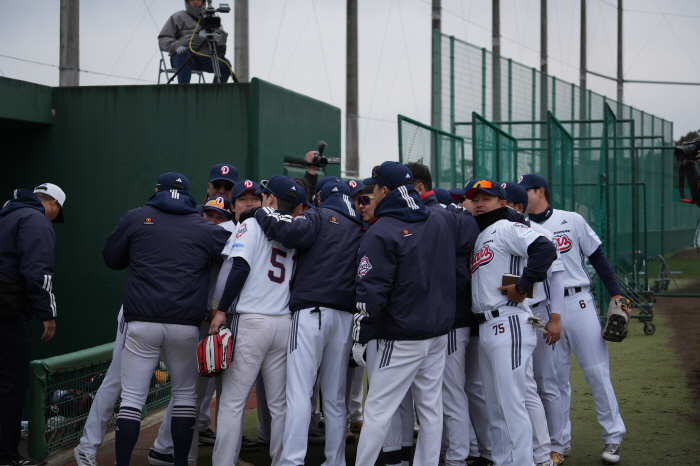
<box><xmin>221</xmin><ymin>219</ymin><xmax>296</xmax><ymax>316</ymax></box>
<box><xmin>470</xmin><ymin>219</ymin><xmax>543</xmax><ymax>313</ymax></box>
<box><xmin>527</xmin><ymin>221</ymin><xmax>564</xmax><ymax>304</ymax></box>
<box><xmin>207</xmin><ymin>220</ymin><xmax>238</xmax><ymax>311</ymax></box>
<box><xmin>530</xmin><ymin>209</ymin><xmax>601</xmax><ymax>289</ymax></box>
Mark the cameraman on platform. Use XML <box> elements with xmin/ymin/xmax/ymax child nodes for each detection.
<box><xmin>158</xmin><ymin>0</ymin><xmax>231</xmax><ymax>84</ymax></box>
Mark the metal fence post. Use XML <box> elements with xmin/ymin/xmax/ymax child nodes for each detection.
<box><xmin>27</xmin><ymin>361</ymin><xmax>48</xmax><ymax>459</ymax></box>
<box><xmin>508</xmin><ymin>58</ymin><xmax>512</xmax><ymax>123</ymax></box>
<box><xmin>450</xmin><ymin>36</ymin><xmax>455</xmax><ymax>132</ymax></box>
<box><xmin>481</xmin><ymin>48</ymin><xmax>487</xmax><ymax>117</ymax></box>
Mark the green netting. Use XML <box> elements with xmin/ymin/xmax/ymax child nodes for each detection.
<box><xmin>398</xmin><ymin>115</ymin><xmax>465</xmax><ymax>189</ymax></box>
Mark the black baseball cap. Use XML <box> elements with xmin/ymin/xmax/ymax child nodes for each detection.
<box><xmin>502</xmin><ymin>182</ymin><xmax>529</xmax><ymax>211</ymax></box>
<box><xmin>363</xmin><ymin>161</ymin><xmax>413</xmax><ymax>190</ymax></box>
<box><xmin>156</xmin><ymin>172</ymin><xmax>190</xmax><ymax>191</ymax></box>
<box><xmin>209</xmin><ymin>164</ymin><xmax>239</xmax><ymax>184</ymax></box>
<box><xmin>256</xmin><ymin>176</ymin><xmax>306</xmax><ymax>205</ymax></box>
<box><xmin>518</xmin><ymin>174</ymin><xmax>550</xmax><ymax>195</ymax></box>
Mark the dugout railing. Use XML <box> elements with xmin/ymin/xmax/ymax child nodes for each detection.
<box><xmin>28</xmin><ymin>344</ymin><xmax>172</xmax><ymax>459</ymax></box>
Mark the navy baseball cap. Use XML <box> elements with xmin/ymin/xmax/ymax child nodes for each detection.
<box><xmin>346</xmin><ymin>179</ymin><xmax>363</xmax><ymax>197</ymax></box>
<box><xmin>502</xmin><ymin>182</ymin><xmax>529</xmax><ymax>211</ymax></box>
<box><xmin>449</xmin><ymin>179</ymin><xmax>475</xmax><ymax>201</ymax></box>
<box><xmin>231</xmin><ymin>180</ymin><xmax>261</xmax><ymax>199</ymax></box>
<box><xmin>316</xmin><ymin>176</ymin><xmax>341</xmax><ymax>195</ymax></box>
<box><xmin>295</xmin><ymin>183</ymin><xmax>314</xmax><ymax>209</ymax></box>
<box><xmin>256</xmin><ymin>175</ymin><xmax>306</xmax><ymax>205</ymax></box>
<box><xmin>363</xmin><ymin>161</ymin><xmax>413</xmax><ymax>190</ymax></box>
<box><xmin>156</xmin><ymin>172</ymin><xmax>190</xmax><ymax>191</ymax></box>
<box><xmin>209</xmin><ymin>164</ymin><xmax>239</xmax><ymax>183</ymax></box>
<box><xmin>202</xmin><ymin>196</ymin><xmax>233</xmax><ymax>219</ymax></box>
<box><xmin>320</xmin><ymin>180</ymin><xmax>351</xmax><ymax>202</ymax></box>
<box><xmin>518</xmin><ymin>174</ymin><xmax>550</xmax><ymax>195</ymax></box>
<box><xmin>465</xmin><ymin>179</ymin><xmax>507</xmax><ymax>200</ymax></box>
<box><xmin>433</xmin><ymin>187</ymin><xmax>454</xmax><ymax>205</ymax></box>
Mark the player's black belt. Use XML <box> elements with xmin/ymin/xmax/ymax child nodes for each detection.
<box><xmin>476</xmin><ymin>310</ymin><xmax>499</xmax><ymax>324</ymax></box>
<box><xmin>564</xmin><ymin>287</ymin><xmax>582</xmax><ymax>297</ymax></box>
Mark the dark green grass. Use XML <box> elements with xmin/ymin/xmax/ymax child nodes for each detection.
<box><xmin>201</xmin><ymin>310</ymin><xmax>700</xmax><ymax>465</ymax></box>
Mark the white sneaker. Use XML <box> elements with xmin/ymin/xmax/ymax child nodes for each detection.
<box><xmin>601</xmin><ymin>444</ymin><xmax>620</xmax><ymax>464</ymax></box>
<box><xmin>536</xmin><ymin>460</ymin><xmax>555</xmax><ymax>466</ymax></box>
<box><xmin>563</xmin><ymin>445</ymin><xmax>572</xmax><ymax>456</ymax></box>
<box><xmin>73</xmin><ymin>448</ymin><xmax>98</xmax><ymax>466</ymax></box>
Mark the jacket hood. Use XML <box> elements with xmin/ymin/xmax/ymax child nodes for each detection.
<box><xmin>184</xmin><ymin>0</ymin><xmax>202</xmax><ymax>19</ymax></box>
<box><xmin>0</xmin><ymin>189</ymin><xmax>45</xmax><ymax>217</ymax></box>
<box><xmin>320</xmin><ymin>193</ymin><xmax>362</xmax><ymax>225</ymax></box>
<box><xmin>147</xmin><ymin>189</ymin><xmax>198</xmax><ymax>214</ymax></box>
<box><xmin>374</xmin><ymin>185</ymin><xmax>430</xmax><ymax>223</ymax></box>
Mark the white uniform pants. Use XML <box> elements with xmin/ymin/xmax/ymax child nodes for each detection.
<box><xmin>525</xmin><ymin>360</ymin><xmax>551</xmax><ymax>464</ymax></box>
<box><xmin>531</xmin><ymin>302</ymin><xmax>565</xmax><ymax>454</ymax></box>
<box><xmin>155</xmin><ymin>320</ymin><xmax>223</xmax><ymax>461</ymax></box>
<box><xmin>478</xmin><ymin>313</ymin><xmax>537</xmax><ymax>466</ymax></box>
<box><xmin>213</xmin><ymin>313</ymin><xmax>290</xmax><ymax>466</ymax></box>
<box><xmin>78</xmin><ymin>309</ymin><xmax>127</xmax><ymax>456</ymax></box>
<box><xmin>557</xmin><ymin>291</ymin><xmax>626</xmax><ymax>445</ymax></box>
<box><xmin>464</xmin><ymin>334</ymin><xmax>491</xmax><ymax>460</ymax></box>
<box><xmin>345</xmin><ymin>365</ymin><xmax>365</xmax><ymax>426</ymax></box>
<box><xmin>120</xmin><ymin>321</ymin><xmax>199</xmax><ymax>413</ymax></box>
<box><xmin>279</xmin><ymin>307</ymin><xmax>353</xmax><ymax>466</ymax></box>
<box><xmin>441</xmin><ymin>328</ymin><xmax>470</xmax><ymax>466</ymax></box>
<box><xmin>356</xmin><ymin>336</ymin><xmax>447</xmax><ymax>466</ymax></box>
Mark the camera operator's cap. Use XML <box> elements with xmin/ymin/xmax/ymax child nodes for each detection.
<box><xmin>320</xmin><ymin>180</ymin><xmax>351</xmax><ymax>202</ymax></box>
<box><xmin>256</xmin><ymin>175</ymin><xmax>306</xmax><ymax>205</ymax></box>
<box><xmin>465</xmin><ymin>179</ymin><xmax>507</xmax><ymax>200</ymax></box>
<box><xmin>517</xmin><ymin>174</ymin><xmax>550</xmax><ymax>195</ymax></box>
<box><xmin>156</xmin><ymin>172</ymin><xmax>190</xmax><ymax>191</ymax></box>
<box><xmin>502</xmin><ymin>182</ymin><xmax>529</xmax><ymax>211</ymax></box>
<box><xmin>208</xmin><ymin>164</ymin><xmax>239</xmax><ymax>184</ymax></box>
<box><xmin>433</xmin><ymin>187</ymin><xmax>454</xmax><ymax>205</ymax></box>
<box><xmin>346</xmin><ymin>179</ymin><xmax>363</xmax><ymax>197</ymax></box>
<box><xmin>315</xmin><ymin>176</ymin><xmax>341</xmax><ymax>195</ymax></box>
<box><xmin>363</xmin><ymin>161</ymin><xmax>413</xmax><ymax>190</ymax></box>
<box><xmin>33</xmin><ymin>183</ymin><xmax>66</xmax><ymax>223</ymax></box>
<box><xmin>203</xmin><ymin>196</ymin><xmax>233</xmax><ymax>219</ymax></box>
<box><xmin>231</xmin><ymin>180</ymin><xmax>261</xmax><ymax>199</ymax></box>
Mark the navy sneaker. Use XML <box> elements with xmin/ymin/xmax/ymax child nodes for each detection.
<box><xmin>147</xmin><ymin>448</ymin><xmax>174</xmax><ymax>466</ymax></box>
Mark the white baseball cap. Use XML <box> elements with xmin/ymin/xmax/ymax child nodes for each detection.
<box><xmin>33</xmin><ymin>183</ymin><xmax>66</xmax><ymax>223</ymax></box>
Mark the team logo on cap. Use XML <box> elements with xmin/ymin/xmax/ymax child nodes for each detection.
<box><xmin>349</xmin><ymin>180</ymin><xmax>357</xmax><ymax>188</ymax></box>
<box><xmin>244</xmin><ymin>180</ymin><xmax>253</xmax><ymax>188</ymax></box>
<box><xmin>358</xmin><ymin>255</ymin><xmax>373</xmax><ymax>278</ymax></box>
<box><xmin>554</xmin><ymin>234</ymin><xmax>573</xmax><ymax>253</ymax></box>
<box><xmin>402</xmin><ymin>228</ymin><xmax>412</xmax><ymax>238</ymax></box>
<box><xmin>176</xmin><ymin>177</ymin><xmax>182</xmax><ymax>182</ymax></box>
<box><xmin>502</xmin><ymin>183</ymin><xmax>507</xmax><ymax>189</ymax></box>
<box><xmin>469</xmin><ymin>245</ymin><xmax>494</xmax><ymax>274</ymax></box>
<box><xmin>221</xmin><ymin>166</ymin><xmax>229</xmax><ymax>175</ymax></box>
<box><xmin>144</xmin><ymin>217</ymin><xmax>154</xmax><ymax>225</ymax></box>
<box><xmin>518</xmin><ymin>175</ymin><xmax>524</xmax><ymax>184</ymax></box>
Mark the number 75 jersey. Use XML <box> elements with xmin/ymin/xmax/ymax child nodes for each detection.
<box><xmin>224</xmin><ymin>219</ymin><xmax>297</xmax><ymax>316</ymax></box>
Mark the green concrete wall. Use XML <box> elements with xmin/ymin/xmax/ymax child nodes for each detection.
<box><xmin>0</xmin><ymin>77</ymin><xmax>340</xmax><ymax>359</ymax></box>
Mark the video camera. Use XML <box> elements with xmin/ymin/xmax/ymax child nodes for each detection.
<box><xmin>199</xmin><ymin>1</ymin><xmax>230</xmax><ymax>32</ymax></box>
<box><xmin>305</xmin><ymin>141</ymin><xmax>340</xmax><ymax>169</ymax></box>
<box><xmin>675</xmin><ymin>138</ymin><xmax>700</xmax><ymax>206</ymax></box>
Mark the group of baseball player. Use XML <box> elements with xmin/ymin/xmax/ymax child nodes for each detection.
<box><xmin>59</xmin><ymin>153</ymin><xmax>631</xmax><ymax>466</ymax></box>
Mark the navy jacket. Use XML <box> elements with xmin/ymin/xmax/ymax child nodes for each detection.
<box><xmin>353</xmin><ymin>186</ymin><xmax>478</xmax><ymax>343</ymax></box>
<box><xmin>422</xmin><ymin>192</ymin><xmax>480</xmax><ymax>329</ymax></box>
<box><xmin>0</xmin><ymin>189</ymin><xmax>57</xmax><ymax>321</ymax></box>
<box><xmin>103</xmin><ymin>190</ymin><xmax>230</xmax><ymax>326</ymax></box>
<box><xmin>255</xmin><ymin>192</ymin><xmax>363</xmax><ymax>313</ymax></box>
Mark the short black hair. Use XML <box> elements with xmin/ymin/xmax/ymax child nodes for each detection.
<box><xmin>405</xmin><ymin>160</ymin><xmax>433</xmax><ymax>191</ymax></box>
<box><xmin>533</xmin><ymin>186</ymin><xmax>551</xmax><ymax>203</ymax></box>
<box><xmin>35</xmin><ymin>193</ymin><xmax>55</xmax><ymax>202</ymax></box>
<box><xmin>361</xmin><ymin>185</ymin><xmax>373</xmax><ymax>195</ymax></box>
<box><xmin>292</xmin><ymin>177</ymin><xmax>313</xmax><ymax>206</ymax></box>
<box><xmin>265</xmin><ymin>192</ymin><xmax>297</xmax><ymax>214</ymax></box>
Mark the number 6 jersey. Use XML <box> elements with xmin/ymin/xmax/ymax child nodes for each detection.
<box><xmin>220</xmin><ymin>219</ymin><xmax>296</xmax><ymax>316</ymax></box>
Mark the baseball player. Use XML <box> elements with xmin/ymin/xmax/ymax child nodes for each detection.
<box><xmin>251</xmin><ymin>179</ymin><xmax>363</xmax><ymax>466</ymax></box>
<box><xmin>199</xmin><ymin>163</ymin><xmax>239</xmax><ymax>211</ymax></box>
<box><xmin>519</xmin><ymin>174</ymin><xmax>628</xmax><ymax>464</ymax></box>
<box><xmin>208</xmin><ymin>175</ymin><xmax>305</xmax><ymax>466</ymax></box>
<box><xmin>352</xmin><ymin>161</ymin><xmax>477</xmax><ymax>466</ymax></box>
<box><xmin>502</xmin><ymin>183</ymin><xmax>565</xmax><ymax>466</ymax></box>
<box><xmin>346</xmin><ymin>179</ymin><xmax>364</xmax><ymax>214</ymax></box>
<box><xmin>467</xmin><ymin>179</ymin><xmax>558</xmax><ymax>466</ymax></box>
<box><xmin>102</xmin><ymin>173</ymin><xmax>230</xmax><ymax>466</ymax></box>
<box><xmin>407</xmin><ymin>161</ymin><xmax>479</xmax><ymax>466</ymax></box>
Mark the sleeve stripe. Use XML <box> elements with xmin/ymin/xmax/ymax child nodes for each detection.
<box><xmin>43</xmin><ymin>275</ymin><xmax>57</xmax><ymax>317</ymax></box>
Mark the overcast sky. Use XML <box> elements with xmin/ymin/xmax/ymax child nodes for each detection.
<box><xmin>2</xmin><ymin>0</ymin><xmax>699</xmax><ymax>179</ymax></box>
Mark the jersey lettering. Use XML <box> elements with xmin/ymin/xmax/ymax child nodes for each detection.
<box><xmin>470</xmin><ymin>245</ymin><xmax>494</xmax><ymax>274</ymax></box>
<box><xmin>554</xmin><ymin>234</ymin><xmax>573</xmax><ymax>253</ymax></box>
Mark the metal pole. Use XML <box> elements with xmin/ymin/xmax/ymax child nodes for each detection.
<box><xmin>234</xmin><ymin>0</ymin><xmax>249</xmax><ymax>82</ymax></box>
<box><xmin>493</xmin><ymin>0</ymin><xmax>501</xmax><ymax>122</ymax></box>
<box><xmin>431</xmin><ymin>0</ymin><xmax>441</xmax><ymax>127</ymax></box>
<box><xmin>540</xmin><ymin>0</ymin><xmax>548</xmax><ymax>121</ymax></box>
<box><xmin>346</xmin><ymin>0</ymin><xmax>359</xmax><ymax>177</ymax></box>
<box><xmin>617</xmin><ymin>0</ymin><xmax>623</xmax><ymax>104</ymax></box>
<box><xmin>580</xmin><ymin>0</ymin><xmax>586</xmax><ymax>120</ymax></box>
<box><xmin>59</xmin><ymin>0</ymin><xmax>79</xmax><ymax>87</ymax></box>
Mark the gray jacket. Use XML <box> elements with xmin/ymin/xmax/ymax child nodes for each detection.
<box><xmin>158</xmin><ymin>1</ymin><xmax>228</xmax><ymax>56</ymax></box>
